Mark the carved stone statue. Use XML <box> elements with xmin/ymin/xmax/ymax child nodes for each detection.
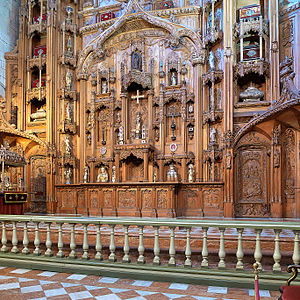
<box><xmin>102</xmin><ymin>80</ymin><xmax>108</xmax><ymax>94</ymax></box>
<box><xmin>111</xmin><ymin>166</ymin><xmax>116</xmax><ymax>183</ymax></box>
<box><xmin>118</xmin><ymin>126</ymin><xmax>124</xmax><ymax>144</ymax></box>
<box><xmin>97</xmin><ymin>166</ymin><xmax>109</xmax><ymax>183</ymax></box>
<box><xmin>31</xmin><ymin>107</ymin><xmax>46</xmax><ymax>122</ymax></box>
<box><xmin>66</xmin><ymin>102</ymin><xmax>72</xmax><ymax>122</ymax></box>
<box><xmin>135</xmin><ymin>112</ymin><xmax>142</xmax><ymax>139</ymax></box>
<box><xmin>226</xmin><ymin>151</ymin><xmax>232</xmax><ymax>169</ymax></box>
<box><xmin>67</xmin><ymin>36</ymin><xmax>72</xmax><ymax>53</ymax></box>
<box><xmin>210</xmin><ymin>127</ymin><xmax>217</xmax><ymax>144</ymax></box>
<box><xmin>153</xmin><ymin>168</ymin><xmax>157</xmax><ymax>182</ymax></box>
<box><xmin>167</xmin><ymin>164</ymin><xmax>178</xmax><ymax>181</ymax></box>
<box><xmin>188</xmin><ymin>164</ymin><xmax>195</xmax><ymax>183</ymax></box>
<box><xmin>65</xmin><ymin>70</ymin><xmax>72</xmax><ymax>90</ymax></box>
<box><xmin>208</xmin><ymin>51</ymin><xmax>216</xmax><ymax>71</ymax></box>
<box><xmin>116</xmin><ymin>111</ymin><xmax>121</xmax><ymax>123</ymax></box>
<box><xmin>64</xmin><ymin>167</ymin><xmax>72</xmax><ymax>184</ymax></box>
<box><xmin>65</xmin><ymin>135</ymin><xmax>72</xmax><ymax>156</ymax></box>
<box><xmin>171</xmin><ymin>71</ymin><xmax>177</xmax><ymax>86</ymax></box>
<box><xmin>132</xmin><ymin>51</ymin><xmax>142</xmax><ymax>71</ymax></box>
<box><xmin>83</xmin><ymin>164</ymin><xmax>89</xmax><ymax>183</ymax></box>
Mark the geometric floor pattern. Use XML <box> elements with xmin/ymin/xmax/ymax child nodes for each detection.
<box><xmin>0</xmin><ymin>267</ymin><xmax>280</xmax><ymax>300</ymax></box>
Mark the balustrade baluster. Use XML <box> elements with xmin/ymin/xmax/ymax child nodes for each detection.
<box><xmin>69</xmin><ymin>224</ymin><xmax>77</xmax><ymax>259</ymax></box>
<box><xmin>168</xmin><ymin>227</ymin><xmax>176</xmax><ymax>266</ymax></box>
<box><xmin>45</xmin><ymin>223</ymin><xmax>53</xmax><ymax>256</ymax></box>
<box><xmin>82</xmin><ymin>224</ymin><xmax>90</xmax><ymax>260</ymax></box>
<box><xmin>153</xmin><ymin>226</ymin><xmax>160</xmax><ymax>265</ymax></box>
<box><xmin>109</xmin><ymin>225</ymin><xmax>116</xmax><ymax>262</ymax></box>
<box><xmin>95</xmin><ymin>224</ymin><xmax>103</xmax><ymax>261</ymax></box>
<box><xmin>56</xmin><ymin>223</ymin><xmax>65</xmax><ymax>258</ymax></box>
<box><xmin>218</xmin><ymin>227</ymin><xmax>226</xmax><ymax>269</ymax></box>
<box><xmin>137</xmin><ymin>226</ymin><xmax>145</xmax><ymax>264</ymax></box>
<box><xmin>201</xmin><ymin>227</ymin><xmax>208</xmax><ymax>268</ymax></box>
<box><xmin>11</xmin><ymin>221</ymin><xmax>19</xmax><ymax>253</ymax></box>
<box><xmin>33</xmin><ymin>222</ymin><xmax>41</xmax><ymax>256</ymax></box>
<box><xmin>236</xmin><ymin>228</ymin><xmax>244</xmax><ymax>270</ymax></box>
<box><xmin>123</xmin><ymin>225</ymin><xmax>130</xmax><ymax>263</ymax></box>
<box><xmin>22</xmin><ymin>222</ymin><xmax>29</xmax><ymax>254</ymax></box>
<box><xmin>254</xmin><ymin>229</ymin><xmax>262</xmax><ymax>270</ymax></box>
<box><xmin>273</xmin><ymin>229</ymin><xmax>282</xmax><ymax>272</ymax></box>
<box><xmin>293</xmin><ymin>231</ymin><xmax>300</xmax><ymax>265</ymax></box>
<box><xmin>184</xmin><ymin>227</ymin><xmax>192</xmax><ymax>267</ymax></box>
<box><xmin>1</xmin><ymin>222</ymin><xmax>8</xmax><ymax>253</ymax></box>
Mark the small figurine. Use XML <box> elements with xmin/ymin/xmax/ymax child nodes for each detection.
<box><xmin>65</xmin><ymin>69</ymin><xmax>72</xmax><ymax>90</ymax></box>
<box><xmin>66</xmin><ymin>102</ymin><xmax>72</xmax><ymax>122</ymax></box>
<box><xmin>111</xmin><ymin>166</ymin><xmax>116</xmax><ymax>183</ymax></box>
<box><xmin>153</xmin><ymin>169</ymin><xmax>157</xmax><ymax>183</ymax></box>
<box><xmin>118</xmin><ymin>126</ymin><xmax>124</xmax><ymax>144</ymax></box>
<box><xmin>208</xmin><ymin>51</ymin><xmax>216</xmax><ymax>71</ymax></box>
<box><xmin>64</xmin><ymin>167</ymin><xmax>72</xmax><ymax>185</ymax></box>
<box><xmin>135</xmin><ymin>112</ymin><xmax>142</xmax><ymax>139</ymax></box>
<box><xmin>167</xmin><ymin>164</ymin><xmax>178</xmax><ymax>182</ymax></box>
<box><xmin>67</xmin><ymin>36</ymin><xmax>72</xmax><ymax>53</ymax></box>
<box><xmin>210</xmin><ymin>127</ymin><xmax>217</xmax><ymax>144</ymax></box>
<box><xmin>65</xmin><ymin>135</ymin><xmax>72</xmax><ymax>156</ymax></box>
<box><xmin>102</xmin><ymin>80</ymin><xmax>108</xmax><ymax>94</ymax></box>
<box><xmin>97</xmin><ymin>166</ymin><xmax>109</xmax><ymax>183</ymax></box>
<box><xmin>83</xmin><ymin>164</ymin><xmax>89</xmax><ymax>183</ymax></box>
<box><xmin>171</xmin><ymin>71</ymin><xmax>177</xmax><ymax>86</ymax></box>
<box><xmin>188</xmin><ymin>164</ymin><xmax>195</xmax><ymax>183</ymax></box>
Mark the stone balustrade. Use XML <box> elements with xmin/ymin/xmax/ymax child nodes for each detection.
<box><xmin>0</xmin><ymin>215</ymin><xmax>298</xmax><ymax>288</ymax></box>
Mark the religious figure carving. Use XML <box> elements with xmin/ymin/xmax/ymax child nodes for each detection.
<box><xmin>111</xmin><ymin>166</ymin><xmax>116</xmax><ymax>183</ymax></box>
<box><xmin>153</xmin><ymin>168</ymin><xmax>157</xmax><ymax>182</ymax></box>
<box><xmin>116</xmin><ymin>111</ymin><xmax>121</xmax><ymax>123</ymax></box>
<box><xmin>67</xmin><ymin>36</ymin><xmax>72</xmax><ymax>53</ymax></box>
<box><xmin>118</xmin><ymin>126</ymin><xmax>124</xmax><ymax>144</ymax></box>
<box><xmin>66</xmin><ymin>102</ymin><xmax>72</xmax><ymax>122</ymax></box>
<box><xmin>135</xmin><ymin>112</ymin><xmax>142</xmax><ymax>139</ymax></box>
<box><xmin>102</xmin><ymin>80</ymin><xmax>108</xmax><ymax>94</ymax></box>
<box><xmin>210</xmin><ymin>127</ymin><xmax>217</xmax><ymax>144</ymax></box>
<box><xmin>167</xmin><ymin>164</ymin><xmax>178</xmax><ymax>181</ymax></box>
<box><xmin>274</xmin><ymin>149</ymin><xmax>280</xmax><ymax>168</ymax></box>
<box><xmin>65</xmin><ymin>135</ymin><xmax>72</xmax><ymax>156</ymax></box>
<box><xmin>64</xmin><ymin>167</ymin><xmax>72</xmax><ymax>184</ymax></box>
<box><xmin>65</xmin><ymin>70</ymin><xmax>72</xmax><ymax>90</ymax></box>
<box><xmin>171</xmin><ymin>71</ymin><xmax>177</xmax><ymax>86</ymax></box>
<box><xmin>208</xmin><ymin>51</ymin><xmax>216</xmax><ymax>71</ymax></box>
<box><xmin>226</xmin><ymin>151</ymin><xmax>232</xmax><ymax>169</ymax></box>
<box><xmin>188</xmin><ymin>164</ymin><xmax>195</xmax><ymax>183</ymax></box>
<box><xmin>132</xmin><ymin>51</ymin><xmax>142</xmax><ymax>71</ymax></box>
<box><xmin>97</xmin><ymin>166</ymin><xmax>109</xmax><ymax>183</ymax></box>
<box><xmin>83</xmin><ymin>164</ymin><xmax>89</xmax><ymax>183</ymax></box>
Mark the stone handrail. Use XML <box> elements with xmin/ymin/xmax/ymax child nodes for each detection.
<box><xmin>0</xmin><ymin>215</ymin><xmax>299</xmax><ymax>288</ymax></box>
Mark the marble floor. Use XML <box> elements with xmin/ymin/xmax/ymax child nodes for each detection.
<box><xmin>0</xmin><ymin>266</ymin><xmax>281</xmax><ymax>300</ymax></box>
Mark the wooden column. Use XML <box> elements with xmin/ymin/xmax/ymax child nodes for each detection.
<box><xmin>143</xmin><ymin>151</ymin><xmax>149</xmax><ymax>182</ymax></box>
<box><xmin>115</xmin><ymin>152</ymin><xmax>120</xmax><ymax>182</ymax></box>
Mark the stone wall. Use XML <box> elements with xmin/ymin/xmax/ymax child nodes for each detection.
<box><xmin>0</xmin><ymin>0</ymin><xmax>20</xmax><ymax>97</ymax></box>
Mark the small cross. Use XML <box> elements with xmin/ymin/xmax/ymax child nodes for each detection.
<box><xmin>131</xmin><ymin>90</ymin><xmax>145</xmax><ymax>104</ymax></box>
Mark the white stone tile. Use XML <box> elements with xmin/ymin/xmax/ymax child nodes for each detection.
<box><xmin>207</xmin><ymin>286</ymin><xmax>228</xmax><ymax>294</ymax></box>
<box><xmin>21</xmin><ymin>285</ymin><xmax>43</xmax><ymax>293</ymax></box>
<box><xmin>44</xmin><ymin>288</ymin><xmax>67</xmax><ymax>297</ymax></box>
<box><xmin>30</xmin><ymin>298</ymin><xmax>47</xmax><ymax>300</ymax></box>
<box><xmin>39</xmin><ymin>280</ymin><xmax>55</xmax><ymax>285</ymax></box>
<box><xmin>37</xmin><ymin>271</ymin><xmax>57</xmax><ymax>277</ymax></box>
<box><xmin>0</xmin><ymin>267</ymin><xmax>6</xmax><ymax>270</ymax></box>
<box><xmin>0</xmin><ymin>275</ymin><xmax>13</xmax><ymax>280</ymax></box>
<box><xmin>95</xmin><ymin>295</ymin><xmax>121</xmax><ymax>300</ymax></box>
<box><xmin>132</xmin><ymin>280</ymin><xmax>153</xmax><ymax>287</ymax></box>
<box><xmin>11</xmin><ymin>269</ymin><xmax>30</xmax><ymax>274</ymax></box>
<box><xmin>193</xmin><ymin>297</ymin><xmax>217</xmax><ymax>300</ymax></box>
<box><xmin>109</xmin><ymin>288</ymin><xmax>129</xmax><ymax>293</ymax></box>
<box><xmin>18</xmin><ymin>278</ymin><xmax>35</xmax><ymax>282</ymax></box>
<box><xmin>69</xmin><ymin>291</ymin><xmax>93</xmax><ymax>300</ymax></box>
<box><xmin>136</xmin><ymin>290</ymin><xmax>157</xmax><ymax>296</ymax></box>
<box><xmin>126</xmin><ymin>297</ymin><xmax>146</xmax><ymax>300</ymax></box>
<box><xmin>0</xmin><ymin>282</ymin><xmax>20</xmax><ymax>290</ymax></box>
<box><xmin>169</xmin><ymin>283</ymin><xmax>189</xmax><ymax>290</ymax></box>
<box><xmin>62</xmin><ymin>282</ymin><xmax>81</xmax><ymax>288</ymax></box>
<box><xmin>84</xmin><ymin>285</ymin><xmax>104</xmax><ymax>291</ymax></box>
<box><xmin>248</xmin><ymin>289</ymin><xmax>271</xmax><ymax>297</ymax></box>
<box><xmin>67</xmin><ymin>274</ymin><xmax>87</xmax><ymax>280</ymax></box>
<box><xmin>99</xmin><ymin>277</ymin><xmax>119</xmax><ymax>283</ymax></box>
<box><xmin>163</xmin><ymin>293</ymin><xmax>185</xmax><ymax>299</ymax></box>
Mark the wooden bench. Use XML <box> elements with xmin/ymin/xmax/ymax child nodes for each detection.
<box><xmin>279</xmin><ymin>265</ymin><xmax>300</xmax><ymax>300</ymax></box>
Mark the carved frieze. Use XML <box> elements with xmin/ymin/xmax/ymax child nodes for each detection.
<box><xmin>27</xmin><ymin>56</ymin><xmax>47</xmax><ymax>70</ymax></box>
<box><xmin>27</xmin><ymin>88</ymin><xmax>46</xmax><ymax>103</ymax></box>
<box><xmin>28</xmin><ymin>21</ymin><xmax>47</xmax><ymax>36</ymax></box>
<box><xmin>203</xmin><ymin>109</ymin><xmax>223</xmax><ymax>124</ymax></box>
<box><xmin>203</xmin><ymin>189</ymin><xmax>220</xmax><ymax>209</ymax></box>
<box><xmin>233</xmin><ymin>19</ymin><xmax>268</xmax><ymax>39</ymax></box>
<box><xmin>235</xmin><ymin>59</ymin><xmax>269</xmax><ymax>78</ymax></box>
<box><xmin>202</xmin><ymin>70</ymin><xmax>223</xmax><ymax>85</ymax></box>
<box><xmin>103</xmin><ymin>189</ymin><xmax>113</xmax><ymax>208</ymax></box>
<box><xmin>118</xmin><ymin>190</ymin><xmax>136</xmax><ymax>208</ymax></box>
<box><xmin>157</xmin><ymin>189</ymin><xmax>168</xmax><ymax>209</ymax></box>
<box><xmin>122</xmin><ymin>70</ymin><xmax>152</xmax><ymax>90</ymax></box>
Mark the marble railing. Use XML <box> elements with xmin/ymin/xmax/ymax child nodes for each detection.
<box><xmin>0</xmin><ymin>216</ymin><xmax>298</xmax><ymax>286</ymax></box>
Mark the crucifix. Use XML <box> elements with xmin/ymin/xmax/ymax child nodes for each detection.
<box><xmin>166</xmin><ymin>105</ymin><xmax>181</xmax><ymax>141</ymax></box>
<box><xmin>131</xmin><ymin>90</ymin><xmax>145</xmax><ymax>105</ymax></box>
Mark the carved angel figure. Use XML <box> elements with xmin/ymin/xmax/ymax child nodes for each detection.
<box><xmin>65</xmin><ymin>70</ymin><xmax>72</xmax><ymax>89</ymax></box>
<box><xmin>65</xmin><ymin>135</ymin><xmax>72</xmax><ymax>156</ymax></box>
<box><xmin>83</xmin><ymin>165</ymin><xmax>89</xmax><ymax>183</ymax></box>
<box><xmin>188</xmin><ymin>164</ymin><xmax>195</xmax><ymax>183</ymax></box>
<box><xmin>97</xmin><ymin>166</ymin><xmax>109</xmax><ymax>183</ymax></box>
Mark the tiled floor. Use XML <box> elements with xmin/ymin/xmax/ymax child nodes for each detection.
<box><xmin>0</xmin><ymin>267</ymin><xmax>280</xmax><ymax>300</ymax></box>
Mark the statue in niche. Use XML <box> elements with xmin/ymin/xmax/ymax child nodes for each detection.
<box><xmin>135</xmin><ymin>112</ymin><xmax>142</xmax><ymax>139</ymax></box>
<box><xmin>65</xmin><ymin>102</ymin><xmax>72</xmax><ymax>122</ymax></box>
<box><xmin>64</xmin><ymin>167</ymin><xmax>72</xmax><ymax>185</ymax></box>
<box><xmin>207</xmin><ymin>11</ymin><xmax>213</xmax><ymax>30</ymax></box>
<box><xmin>67</xmin><ymin>36</ymin><xmax>72</xmax><ymax>53</ymax></box>
<box><xmin>87</xmin><ymin>133</ymin><xmax>92</xmax><ymax>145</ymax></box>
<box><xmin>153</xmin><ymin>168</ymin><xmax>157</xmax><ymax>182</ymax></box>
<box><xmin>118</xmin><ymin>126</ymin><xmax>124</xmax><ymax>144</ymax></box>
<box><xmin>208</xmin><ymin>51</ymin><xmax>216</xmax><ymax>71</ymax></box>
<box><xmin>132</xmin><ymin>51</ymin><xmax>142</xmax><ymax>71</ymax></box>
<box><xmin>171</xmin><ymin>71</ymin><xmax>177</xmax><ymax>86</ymax></box>
<box><xmin>116</xmin><ymin>111</ymin><xmax>121</xmax><ymax>123</ymax></box>
<box><xmin>83</xmin><ymin>164</ymin><xmax>89</xmax><ymax>183</ymax></box>
<box><xmin>102</xmin><ymin>80</ymin><xmax>108</xmax><ymax>94</ymax></box>
<box><xmin>111</xmin><ymin>166</ymin><xmax>116</xmax><ymax>183</ymax></box>
<box><xmin>65</xmin><ymin>70</ymin><xmax>72</xmax><ymax>90</ymax></box>
<box><xmin>226</xmin><ymin>151</ymin><xmax>232</xmax><ymax>169</ymax></box>
<box><xmin>188</xmin><ymin>164</ymin><xmax>195</xmax><ymax>183</ymax></box>
<box><xmin>215</xmin><ymin>49</ymin><xmax>223</xmax><ymax>71</ymax></box>
<box><xmin>65</xmin><ymin>135</ymin><xmax>72</xmax><ymax>156</ymax></box>
<box><xmin>210</xmin><ymin>127</ymin><xmax>217</xmax><ymax>144</ymax></box>
<box><xmin>215</xmin><ymin>8</ymin><xmax>223</xmax><ymax>32</ymax></box>
<box><xmin>97</xmin><ymin>166</ymin><xmax>109</xmax><ymax>183</ymax></box>
<box><xmin>274</xmin><ymin>149</ymin><xmax>280</xmax><ymax>168</ymax></box>
<box><xmin>167</xmin><ymin>164</ymin><xmax>178</xmax><ymax>181</ymax></box>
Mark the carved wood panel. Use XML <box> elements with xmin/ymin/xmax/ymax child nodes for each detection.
<box><xmin>118</xmin><ymin>189</ymin><xmax>137</xmax><ymax>209</ymax></box>
<box><xmin>141</xmin><ymin>189</ymin><xmax>152</xmax><ymax>209</ymax></box>
<box><xmin>103</xmin><ymin>189</ymin><xmax>113</xmax><ymax>208</ymax></box>
<box><xmin>157</xmin><ymin>189</ymin><xmax>168</xmax><ymax>209</ymax></box>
